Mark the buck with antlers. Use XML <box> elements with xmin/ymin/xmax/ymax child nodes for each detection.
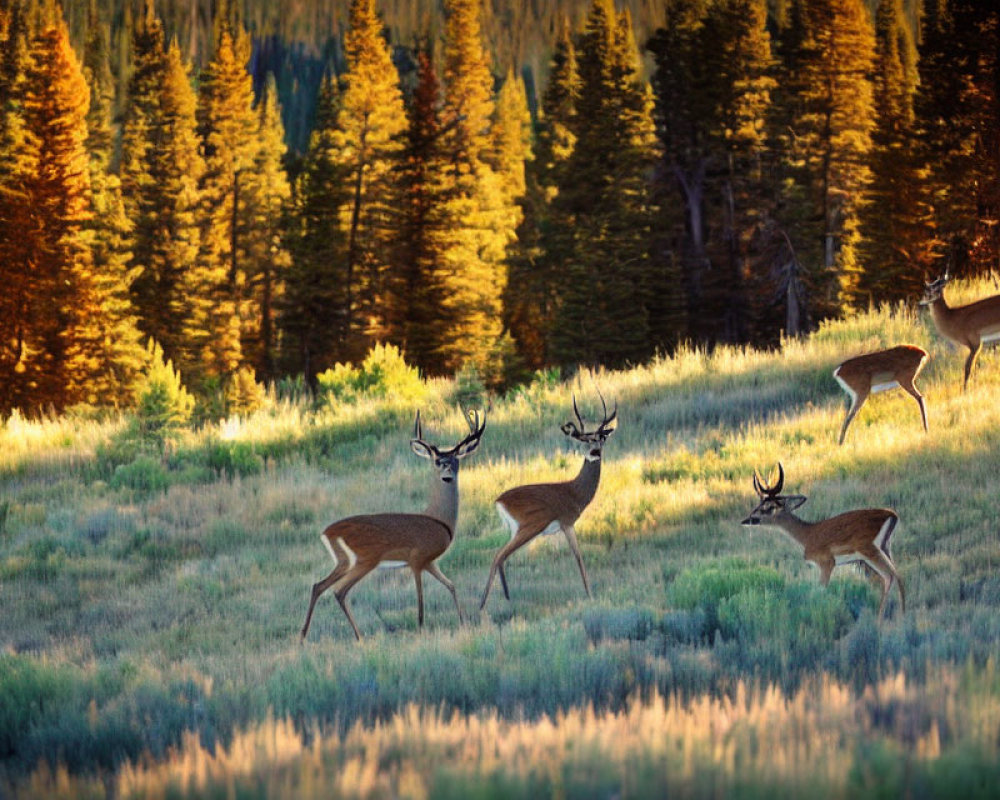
<box><xmin>920</xmin><ymin>273</ymin><xmax>1000</xmax><ymax>389</ymax></box>
<box><xmin>300</xmin><ymin>409</ymin><xmax>486</xmax><ymax>641</ymax></box>
<box><xmin>479</xmin><ymin>393</ymin><xmax>616</xmax><ymax>610</ymax></box>
<box><xmin>741</xmin><ymin>464</ymin><xmax>905</xmax><ymax>619</ymax></box>
<box><xmin>833</xmin><ymin>345</ymin><xmax>929</xmax><ymax>444</ymax></box>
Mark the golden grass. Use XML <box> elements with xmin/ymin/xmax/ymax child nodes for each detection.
<box><xmin>14</xmin><ymin>664</ymin><xmax>998</xmax><ymax>800</ymax></box>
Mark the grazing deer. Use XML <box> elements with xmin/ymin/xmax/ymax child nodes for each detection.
<box><xmin>300</xmin><ymin>409</ymin><xmax>486</xmax><ymax>641</ymax></box>
<box><xmin>741</xmin><ymin>464</ymin><xmax>905</xmax><ymax>619</ymax></box>
<box><xmin>833</xmin><ymin>345</ymin><xmax>928</xmax><ymax>444</ymax></box>
<box><xmin>479</xmin><ymin>393</ymin><xmax>617</xmax><ymax>610</ymax></box>
<box><xmin>920</xmin><ymin>273</ymin><xmax>1000</xmax><ymax>389</ymax></box>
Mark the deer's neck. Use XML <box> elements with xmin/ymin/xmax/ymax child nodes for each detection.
<box><xmin>569</xmin><ymin>457</ymin><xmax>602</xmax><ymax>511</ymax></box>
<box><xmin>929</xmin><ymin>296</ymin><xmax>957</xmax><ymax>335</ymax></box>
<box><xmin>423</xmin><ymin>477</ymin><xmax>458</xmax><ymax>537</ymax></box>
<box><xmin>770</xmin><ymin>512</ymin><xmax>813</xmax><ymax>549</ymax></box>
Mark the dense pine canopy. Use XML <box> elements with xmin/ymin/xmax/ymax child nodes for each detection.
<box><xmin>0</xmin><ymin>0</ymin><xmax>998</xmax><ymax>414</ymax></box>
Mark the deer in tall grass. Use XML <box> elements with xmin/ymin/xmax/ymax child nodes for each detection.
<box><xmin>921</xmin><ymin>273</ymin><xmax>1000</xmax><ymax>389</ymax></box>
<box><xmin>833</xmin><ymin>345</ymin><xmax>928</xmax><ymax>444</ymax></box>
<box><xmin>300</xmin><ymin>408</ymin><xmax>486</xmax><ymax>641</ymax></box>
<box><xmin>741</xmin><ymin>464</ymin><xmax>905</xmax><ymax>619</ymax></box>
<box><xmin>480</xmin><ymin>393</ymin><xmax>616</xmax><ymax>610</ymax></box>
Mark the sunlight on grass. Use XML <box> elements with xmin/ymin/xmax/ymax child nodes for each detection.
<box><xmin>5</xmin><ymin>279</ymin><xmax>1000</xmax><ymax>796</ymax></box>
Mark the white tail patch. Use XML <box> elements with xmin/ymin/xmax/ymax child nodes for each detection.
<box><xmin>874</xmin><ymin>516</ymin><xmax>895</xmax><ymax>552</ymax></box>
<box><xmin>321</xmin><ymin>534</ymin><xmax>339</xmax><ymax>566</ymax></box>
<box><xmin>496</xmin><ymin>502</ymin><xmax>520</xmax><ymax>540</ymax></box>
<box><xmin>833</xmin><ymin>369</ymin><xmax>857</xmax><ymax>405</ymax></box>
<box><xmin>322</xmin><ymin>535</ymin><xmax>358</xmax><ymax>569</ymax></box>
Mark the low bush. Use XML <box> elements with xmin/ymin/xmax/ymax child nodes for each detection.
<box><xmin>316</xmin><ymin>343</ymin><xmax>426</xmax><ymax>406</ymax></box>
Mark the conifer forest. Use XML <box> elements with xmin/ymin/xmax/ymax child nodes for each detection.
<box><xmin>0</xmin><ymin>0</ymin><xmax>995</xmax><ymax>414</ymax></box>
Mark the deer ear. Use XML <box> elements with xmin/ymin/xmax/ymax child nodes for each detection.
<box><xmin>410</xmin><ymin>440</ymin><xmax>434</xmax><ymax>460</ymax></box>
<box><xmin>787</xmin><ymin>495</ymin><xmax>807</xmax><ymax>510</ymax></box>
<box><xmin>455</xmin><ymin>436</ymin><xmax>481</xmax><ymax>460</ymax></box>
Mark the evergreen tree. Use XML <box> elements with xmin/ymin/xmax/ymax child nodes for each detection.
<box><xmin>438</xmin><ymin>0</ymin><xmax>517</xmax><ymax>377</ymax></box>
<box><xmin>702</xmin><ymin>0</ymin><xmax>775</xmax><ymax>343</ymax></box>
<box><xmin>0</xmin><ymin>0</ymin><xmax>35</xmax><ymax>411</ymax></box>
<box><xmin>281</xmin><ymin>75</ymin><xmax>349</xmax><ymax>382</ymax></box>
<box><xmin>240</xmin><ymin>73</ymin><xmax>291</xmax><ymax>380</ymax></box>
<box><xmin>505</xmin><ymin>21</ymin><xmax>578</xmax><ymax>369</ymax></box>
<box><xmin>550</xmin><ymin>0</ymin><xmax>657</xmax><ymax>368</ymax></box>
<box><xmin>83</xmin><ymin>0</ymin><xmax>146</xmax><ymax>405</ymax></box>
<box><xmin>21</xmin><ymin>9</ymin><xmax>99</xmax><ymax>408</ymax></box>
<box><xmin>916</xmin><ymin>0</ymin><xmax>1000</xmax><ymax>276</ymax></box>
<box><xmin>119</xmin><ymin>0</ymin><xmax>166</xmax><ymax>337</ymax></box>
<box><xmin>385</xmin><ymin>44</ymin><xmax>451</xmax><ymax>373</ymax></box>
<box><xmin>648</xmin><ymin>0</ymin><xmax>711</xmax><ymax>342</ymax></box>
<box><xmin>329</xmin><ymin>0</ymin><xmax>408</xmax><ymax>359</ymax></box>
<box><xmin>189</xmin><ymin>17</ymin><xmax>256</xmax><ymax>386</ymax></box>
<box><xmin>859</xmin><ymin>0</ymin><xmax>933</xmax><ymax>303</ymax></box>
<box><xmin>777</xmin><ymin>0</ymin><xmax>876</xmax><ymax>317</ymax></box>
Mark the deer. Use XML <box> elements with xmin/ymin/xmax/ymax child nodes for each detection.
<box><xmin>741</xmin><ymin>464</ymin><xmax>905</xmax><ymax>620</ymax></box>
<box><xmin>300</xmin><ymin>408</ymin><xmax>486</xmax><ymax>642</ymax></box>
<box><xmin>479</xmin><ymin>392</ymin><xmax>616</xmax><ymax>611</ymax></box>
<box><xmin>833</xmin><ymin>345</ymin><xmax>929</xmax><ymax>444</ymax></box>
<box><xmin>920</xmin><ymin>272</ymin><xmax>1000</xmax><ymax>389</ymax></box>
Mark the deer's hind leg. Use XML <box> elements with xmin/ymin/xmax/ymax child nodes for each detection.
<box><xmin>838</xmin><ymin>386</ymin><xmax>870</xmax><ymax>445</ymax></box>
<box><xmin>301</xmin><ymin>535</ymin><xmax>356</xmax><ymax>641</ymax></box>
<box><xmin>963</xmin><ymin>341</ymin><xmax>982</xmax><ymax>390</ymax></box>
<box><xmin>898</xmin><ymin>376</ymin><xmax>928</xmax><ymax>432</ymax></box>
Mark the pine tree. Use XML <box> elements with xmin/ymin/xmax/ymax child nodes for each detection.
<box><xmin>189</xmin><ymin>16</ymin><xmax>255</xmax><ymax>386</ymax></box>
<box><xmin>21</xmin><ymin>8</ymin><xmax>99</xmax><ymax>408</ymax></box>
<box><xmin>778</xmin><ymin>0</ymin><xmax>876</xmax><ymax>317</ymax></box>
<box><xmin>329</xmin><ymin>0</ymin><xmax>408</xmax><ymax>359</ymax></box>
<box><xmin>384</xmin><ymin>44</ymin><xmax>451</xmax><ymax>373</ymax></box>
<box><xmin>916</xmin><ymin>0</ymin><xmax>1000</xmax><ymax>276</ymax></box>
<box><xmin>504</xmin><ymin>21</ymin><xmax>577</xmax><ymax>370</ymax></box>
<box><xmin>550</xmin><ymin>0</ymin><xmax>657</xmax><ymax>368</ymax></box>
<box><xmin>120</xmin><ymin>0</ymin><xmax>166</xmax><ymax>337</ymax></box>
<box><xmin>437</xmin><ymin>0</ymin><xmax>516</xmax><ymax>377</ymax></box>
<box><xmin>648</xmin><ymin>0</ymin><xmax>711</xmax><ymax>342</ymax></box>
<box><xmin>701</xmin><ymin>0</ymin><xmax>775</xmax><ymax>343</ymax></box>
<box><xmin>0</xmin><ymin>0</ymin><xmax>35</xmax><ymax>411</ymax></box>
<box><xmin>83</xmin><ymin>0</ymin><xmax>146</xmax><ymax>405</ymax></box>
<box><xmin>281</xmin><ymin>75</ymin><xmax>350</xmax><ymax>382</ymax></box>
<box><xmin>239</xmin><ymin>73</ymin><xmax>291</xmax><ymax>380</ymax></box>
<box><xmin>859</xmin><ymin>0</ymin><xmax>933</xmax><ymax>303</ymax></box>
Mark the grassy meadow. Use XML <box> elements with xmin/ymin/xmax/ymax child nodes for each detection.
<box><xmin>3</xmin><ymin>281</ymin><xmax>1000</xmax><ymax>797</ymax></box>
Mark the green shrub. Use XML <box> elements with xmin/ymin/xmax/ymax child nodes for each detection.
<box><xmin>132</xmin><ymin>340</ymin><xmax>194</xmax><ymax>450</ymax></box>
<box><xmin>202</xmin><ymin>439</ymin><xmax>265</xmax><ymax>478</ymax></box>
<box><xmin>667</xmin><ymin>560</ymin><xmax>786</xmax><ymax>637</ymax></box>
<box><xmin>225</xmin><ymin>366</ymin><xmax>266</xmax><ymax>417</ymax></box>
<box><xmin>110</xmin><ymin>455</ymin><xmax>170</xmax><ymax>494</ymax></box>
<box><xmin>316</xmin><ymin>343</ymin><xmax>426</xmax><ymax>406</ymax></box>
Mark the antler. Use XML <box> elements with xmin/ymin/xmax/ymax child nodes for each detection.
<box><xmin>596</xmin><ymin>388</ymin><xmax>617</xmax><ymax>434</ymax></box>
<box><xmin>753</xmin><ymin>463</ymin><xmax>784</xmax><ymax>497</ymax></box>
<box><xmin>564</xmin><ymin>389</ymin><xmax>617</xmax><ymax>439</ymax></box>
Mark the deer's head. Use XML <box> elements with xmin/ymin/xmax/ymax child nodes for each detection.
<box><xmin>741</xmin><ymin>463</ymin><xmax>807</xmax><ymax>526</ymax></box>
<box><xmin>561</xmin><ymin>391</ymin><xmax>617</xmax><ymax>462</ymax></box>
<box><xmin>410</xmin><ymin>408</ymin><xmax>486</xmax><ymax>483</ymax></box>
<box><xmin>919</xmin><ymin>272</ymin><xmax>950</xmax><ymax>306</ymax></box>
